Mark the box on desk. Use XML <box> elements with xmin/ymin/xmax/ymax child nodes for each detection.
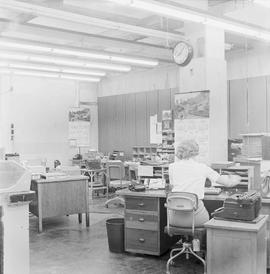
<box><xmin>241</xmin><ymin>133</ymin><xmax>270</xmax><ymax>160</ymax></box>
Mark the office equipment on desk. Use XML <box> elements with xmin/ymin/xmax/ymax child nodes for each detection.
<box><xmin>132</xmin><ymin>146</ymin><xmax>158</xmax><ymax>161</ymax></box>
<box><xmin>217</xmin><ymin>165</ymin><xmax>255</xmax><ymax>191</ymax></box>
<box><xmin>164</xmin><ymin>192</ymin><xmax>206</xmax><ymax>274</ymax></box>
<box><xmin>148</xmin><ymin>178</ymin><xmax>165</xmax><ymax>190</ymax></box>
<box><xmin>204</xmin><ymin>187</ymin><xmax>222</xmax><ymax>195</ymax></box>
<box><xmin>5</xmin><ymin>153</ymin><xmax>20</xmax><ymax>162</ymax></box>
<box><xmin>234</xmin><ymin>157</ymin><xmax>262</xmax><ymax>191</ymax></box>
<box><xmin>213</xmin><ymin>191</ymin><xmax>261</xmax><ymax>221</ymax></box>
<box><xmin>205</xmin><ymin>215</ymin><xmax>268</xmax><ymax>274</ymax></box>
<box><xmin>241</xmin><ymin>133</ymin><xmax>270</xmax><ymax>160</ymax></box>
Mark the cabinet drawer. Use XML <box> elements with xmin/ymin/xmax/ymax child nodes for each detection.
<box><xmin>125</xmin><ymin>197</ymin><xmax>158</xmax><ymax>211</ymax></box>
<box><xmin>125</xmin><ymin>228</ymin><xmax>158</xmax><ymax>252</ymax></box>
<box><xmin>125</xmin><ymin>212</ymin><xmax>158</xmax><ymax>230</ymax></box>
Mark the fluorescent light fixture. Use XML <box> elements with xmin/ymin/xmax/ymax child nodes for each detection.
<box><xmin>0</xmin><ymin>50</ymin><xmax>131</xmax><ymax>71</ymax></box>
<box><xmin>9</xmin><ymin>63</ymin><xmax>59</xmax><ymax>72</ymax></box>
<box><xmin>254</xmin><ymin>0</ymin><xmax>270</xmax><ymax>8</ymax></box>
<box><xmin>0</xmin><ymin>62</ymin><xmax>107</xmax><ymax>76</ymax></box>
<box><xmin>60</xmin><ymin>75</ymin><xmax>100</xmax><ymax>82</ymax></box>
<box><xmin>109</xmin><ymin>0</ymin><xmax>270</xmax><ymax>43</ymax></box>
<box><xmin>62</xmin><ymin>68</ymin><xmax>106</xmax><ymax>76</ymax></box>
<box><xmin>53</xmin><ymin>48</ymin><xmax>158</xmax><ymax>66</ymax></box>
<box><xmin>108</xmin><ymin>0</ymin><xmax>204</xmax><ymax>23</ymax></box>
<box><xmin>0</xmin><ymin>68</ymin><xmax>101</xmax><ymax>82</ymax></box>
<box><xmin>0</xmin><ymin>38</ymin><xmax>158</xmax><ymax>67</ymax></box>
<box><xmin>0</xmin><ymin>40</ymin><xmax>50</xmax><ymax>52</ymax></box>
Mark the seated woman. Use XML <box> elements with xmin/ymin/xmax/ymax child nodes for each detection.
<box><xmin>168</xmin><ymin>139</ymin><xmax>241</xmax><ymax>227</ymax></box>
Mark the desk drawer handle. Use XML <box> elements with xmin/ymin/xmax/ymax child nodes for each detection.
<box><xmin>138</xmin><ymin>203</ymin><xmax>144</xmax><ymax>207</ymax></box>
<box><xmin>139</xmin><ymin>238</ymin><xmax>145</xmax><ymax>243</ymax></box>
<box><xmin>138</xmin><ymin>218</ymin><xmax>145</xmax><ymax>222</ymax></box>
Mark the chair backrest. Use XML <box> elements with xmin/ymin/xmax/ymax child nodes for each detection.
<box><xmin>107</xmin><ymin>160</ymin><xmax>124</xmax><ymax>180</ymax></box>
<box><xmin>166</xmin><ymin>192</ymin><xmax>199</xmax><ymax>236</ymax></box>
<box><xmin>166</xmin><ymin>192</ymin><xmax>198</xmax><ymax>212</ymax></box>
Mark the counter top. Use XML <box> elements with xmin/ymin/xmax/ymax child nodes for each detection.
<box><xmin>204</xmin><ymin>215</ymin><xmax>268</xmax><ymax>232</ymax></box>
<box><xmin>33</xmin><ymin>175</ymin><xmax>88</xmax><ymax>184</ymax></box>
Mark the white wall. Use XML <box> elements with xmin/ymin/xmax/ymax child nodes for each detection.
<box><xmin>0</xmin><ymin>76</ymin><xmax>98</xmax><ymax>167</ymax></box>
<box><xmin>227</xmin><ymin>47</ymin><xmax>270</xmax><ymax>80</ymax></box>
<box><xmin>98</xmin><ymin>64</ymin><xmax>179</xmax><ymax>96</ymax></box>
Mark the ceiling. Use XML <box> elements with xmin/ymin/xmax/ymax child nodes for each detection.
<box><xmin>0</xmin><ymin>0</ymin><xmax>269</xmax><ymax>82</ymax></box>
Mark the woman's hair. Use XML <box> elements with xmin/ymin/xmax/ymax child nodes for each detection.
<box><xmin>176</xmin><ymin>139</ymin><xmax>199</xmax><ymax>160</ymax></box>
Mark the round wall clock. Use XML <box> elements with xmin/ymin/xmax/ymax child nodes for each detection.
<box><xmin>173</xmin><ymin>41</ymin><xmax>193</xmax><ymax>66</ymax></box>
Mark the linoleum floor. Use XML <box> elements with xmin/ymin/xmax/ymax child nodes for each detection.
<box><xmin>29</xmin><ymin>198</ymin><xmax>204</xmax><ymax>274</ymax></box>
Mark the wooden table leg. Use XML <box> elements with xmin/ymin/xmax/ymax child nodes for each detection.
<box><xmin>78</xmin><ymin>213</ymin><xmax>82</xmax><ymax>224</ymax></box>
<box><xmin>38</xmin><ymin>216</ymin><xmax>43</xmax><ymax>233</ymax></box>
<box><xmin>85</xmin><ymin>212</ymin><xmax>89</xmax><ymax>227</ymax></box>
<box><xmin>37</xmin><ymin>184</ymin><xmax>43</xmax><ymax>233</ymax></box>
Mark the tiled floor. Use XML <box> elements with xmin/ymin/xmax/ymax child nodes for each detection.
<box><xmin>29</xmin><ymin>198</ymin><xmax>204</xmax><ymax>274</ymax></box>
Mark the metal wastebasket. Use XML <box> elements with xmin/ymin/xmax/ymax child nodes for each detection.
<box><xmin>106</xmin><ymin>218</ymin><xmax>125</xmax><ymax>253</ymax></box>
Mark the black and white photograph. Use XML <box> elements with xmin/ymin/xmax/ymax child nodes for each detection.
<box><xmin>0</xmin><ymin>0</ymin><xmax>269</xmax><ymax>274</ymax></box>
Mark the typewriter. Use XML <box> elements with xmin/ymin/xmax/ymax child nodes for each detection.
<box><xmin>213</xmin><ymin>191</ymin><xmax>261</xmax><ymax>221</ymax></box>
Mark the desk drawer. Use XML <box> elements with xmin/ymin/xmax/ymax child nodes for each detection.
<box><xmin>125</xmin><ymin>212</ymin><xmax>158</xmax><ymax>230</ymax></box>
<box><xmin>125</xmin><ymin>228</ymin><xmax>158</xmax><ymax>252</ymax></box>
<box><xmin>125</xmin><ymin>197</ymin><xmax>158</xmax><ymax>211</ymax></box>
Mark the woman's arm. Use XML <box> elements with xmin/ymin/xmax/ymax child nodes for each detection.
<box><xmin>216</xmin><ymin>174</ymin><xmax>242</xmax><ymax>187</ymax></box>
<box><xmin>205</xmin><ymin>165</ymin><xmax>241</xmax><ymax>187</ymax></box>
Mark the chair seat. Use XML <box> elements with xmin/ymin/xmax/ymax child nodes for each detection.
<box><xmin>164</xmin><ymin>225</ymin><xmax>205</xmax><ymax>237</ymax></box>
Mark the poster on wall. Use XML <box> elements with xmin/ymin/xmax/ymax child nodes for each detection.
<box><xmin>174</xmin><ymin>90</ymin><xmax>210</xmax><ymax>163</ymax></box>
<box><xmin>68</xmin><ymin>107</ymin><xmax>91</xmax><ymax>147</ymax></box>
<box><xmin>150</xmin><ymin>114</ymin><xmax>162</xmax><ymax>144</ymax></box>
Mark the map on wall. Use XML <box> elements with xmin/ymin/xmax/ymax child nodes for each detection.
<box><xmin>174</xmin><ymin>90</ymin><xmax>210</xmax><ymax>163</ymax></box>
<box><xmin>68</xmin><ymin>107</ymin><xmax>91</xmax><ymax>147</ymax></box>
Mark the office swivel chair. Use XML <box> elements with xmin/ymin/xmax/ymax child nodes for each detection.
<box><xmin>105</xmin><ymin>161</ymin><xmax>129</xmax><ymax>207</ymax></box>
<box><xmin>165</xmin><ymin>192</ymin><xmax>206</xmax><ymax>274</ymax></box>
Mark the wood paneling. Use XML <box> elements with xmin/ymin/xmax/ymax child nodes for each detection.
<box><xmin>228</xmin><ymin>79</ymin><xmax>249</xmax><ymax>138</ymax></box>
<box><xmin>98</xmin><ymin>89</ymin><xmax>172</xmax><ymax>156</ymax></box>
<box><xmin>135</xmin><ymin>92</ymin><xmax>147</xmax><ymax>146</ymax></box>
<box><xmin>247</xmin><ymin>76</ymin><xmax>267</xmax><ymax>133</ymax></box>
<box><xmin>229</xmin><ymin>76</ymin><xmax>269</xmax><ymax>139</ymax></box>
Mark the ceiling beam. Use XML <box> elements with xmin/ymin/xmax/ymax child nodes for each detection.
<box><xmin>0</xmin><ymin>0</ymin><xmax>184</xmax><ymax>41</ymax></box>
<box><xmin>0</xmin><ymin>20</ymin><xmax>174</xmax><ymax>62</ymax></box>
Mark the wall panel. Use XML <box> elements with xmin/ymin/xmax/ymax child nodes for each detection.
<box><xmin>247</xmin><ymin>76</ymin><xmax>267</xmax><ymax>133</ymax></box>
<box><xmin>135</xmin><ymin>92</ymin><xmax>147</xmax><ymax>146</ymax></box>
<box><xmin>146</xmin><ymin>91</ymin><xmax>158</xmax><ymax>146</ymax></box>
<box><xmin>228</xmin><ymin>79</ymin><xmax>249</xmax><ymax>138</ymax></box>
<box><xmin>98</xmin><ymin>89</ymin><xmax>173</xmax><ymax>157</ymax></box>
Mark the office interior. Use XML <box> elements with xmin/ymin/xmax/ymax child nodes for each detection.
<box><xmin>1</xmin><ymin>0</ymin><xmax>270</xmax><ymax>273</ymax></box>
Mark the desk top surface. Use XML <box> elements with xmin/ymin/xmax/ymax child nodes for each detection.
<box><xmin>33</xmin><ymin>175</ymin><xmax>88</xmax><ymax>184</ymax></box>
<box><xmin>204</xmin><ymin>215</ymin><xmax>268</xmax><ymax>232</ymax></box>
<box><xmin>116</xmin><ymin>189</ymin><xmax>270</xmax><ymax>204</ymax></box>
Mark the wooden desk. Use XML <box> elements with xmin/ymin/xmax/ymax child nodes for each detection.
<box><xmin>205</xmin><ymin>215</ymin><xmax>268</xmax><ymax>274</ymax></box>
<box><xmin>30</xmin><ymin>175</ymin><xmax>89</xmax><ymax>232</ymax></box>
<box><xmin>118</xmin><ymin>189</ymin><xmax>270</xmax><ymax>264</ymax></box>
<box><xmin>117</xmin><ymin>189</ymin><xmax>177</xmax><ymax>255</ymax></box>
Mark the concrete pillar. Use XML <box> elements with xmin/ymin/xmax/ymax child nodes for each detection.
<box><xmin>179</xmin><ymin>25</ymin><xmax>228</xmax><ymax>162</ymax></box>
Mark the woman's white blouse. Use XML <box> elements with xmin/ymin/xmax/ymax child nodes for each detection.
<box><xmin>168</xmin><ymin>159</ymin><xmax>220</xmax><ymax>199</ymax></box>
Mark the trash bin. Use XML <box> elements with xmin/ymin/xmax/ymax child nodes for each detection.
<box><xmin>106</xmin><ymin>218</ymin><xmax>125</xmax><ymax>253</ymax></box>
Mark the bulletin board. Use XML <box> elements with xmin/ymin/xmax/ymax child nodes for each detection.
<box><xmin>174</xmin><ymin>90</ymin><xmax>210</xmax><ymax>163</ymax></box>
<box><xmin>68</xmin><ymin>107</ymin><xmax>91</xmax><ymax>147</ymax></box>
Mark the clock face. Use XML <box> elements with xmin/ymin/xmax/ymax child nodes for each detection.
<box><xmin>173</xmin><ymin>42</ymin><xmax>193</xmax><ymax>66</ymax></box>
